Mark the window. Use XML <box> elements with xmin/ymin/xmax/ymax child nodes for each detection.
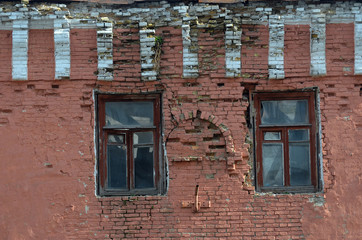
<box><xmin>97</xmin><ymin>94</ymin><xmax>164</xmax><ymax>196</ymax></box>
<box><xmin>253</xmin><ymin>91</ymin><xmax>320</xmax><ymax>193</ymax></box>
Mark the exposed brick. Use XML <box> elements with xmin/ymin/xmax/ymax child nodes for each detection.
<box><xmin>0</xmin><ymin>2</ymin><xmax>361</xmax><ymax>240</ymax></box>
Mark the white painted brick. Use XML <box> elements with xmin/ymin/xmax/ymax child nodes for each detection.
<box><xmin>355</xmin><ymin>14</ymin><xmax>362</xmax><ymax>74</ymax></box>
<box><xmin>70</xmin><ymin>19</ymin><xmax>96</xmax><ymax>29</ymax></box>
<box><xmin>182</xmin><ymin>20</ymin><xmax>198</xmax><ymax>78</ymax></box>
<box><xmin>97</xmin><ymin>20</ymin><xmax>113</xmax><ymax>81</ymax></box>
<box><xmin>139</xmin><ymin>23</ymin><xmax>157</xmax><ymax>81</ymax></box>
<box><xmin>54</xmin><ymin>19</ymin><xmax>70</xmax><ymax>79</ymax></box>
<box><xmin>30</xmin><ymin>20</ymin><xmax>53</xmax><ymax>29</ymax></box>
<box><xmin>12</xmin><ymin>20</ymin><xmax>28</xmax><ymax>80</ymax></box>
<box><xmin>268</xmin><ymin>15</ymin><xmax>284</xmax><ymax>79</ymax></box>
<box><xmin>310</xmin><ymin>13</ymin><xmax>326</xmax><ymax>76</ymax></box>
<box><xmin>225</xmin><ymin>19</ymin><xmax>241</xmax><ymax>78</ymax></box>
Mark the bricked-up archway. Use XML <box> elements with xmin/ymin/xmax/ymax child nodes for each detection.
<box><xmin>167</xmin><ymin>110</ymin><xmax>249</xmax><ymax>176</ymax></box>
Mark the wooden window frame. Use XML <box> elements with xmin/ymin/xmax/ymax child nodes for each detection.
<box><xmin>97</xmin><ymin>94</ymin><xmax>163</xmax><ymax>196</ymax></box>
<box><xmin>253</xmin><ymin>91</ymin><xmax>319</xmax><ymax>193</ymax></box>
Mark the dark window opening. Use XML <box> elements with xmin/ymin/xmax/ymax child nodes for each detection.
<box><xmin>253</xmin><ymin>90</ymin><xmax>320</xmax><ymax>193</ymax></box>
<box><xmin>97</xmin><ymin>94</ymin><xmax>164</xmax><ymax>196</ymax></box>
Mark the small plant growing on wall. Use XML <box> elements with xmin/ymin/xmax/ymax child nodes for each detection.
<box><xmin>154</xmin><ymin>36</ymin><xmax>163</xmax><ymax>74</ymax></box>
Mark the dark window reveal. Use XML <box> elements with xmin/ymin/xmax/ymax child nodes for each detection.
<box><xmin>254</xmin><ymin>91</ymin><xmax>320</xmax><ymax>193</ymax></box>
<box><xmin>97</xmin><ymin>94</ymin><xmax>163</xmax><ymax>196</ymax></box>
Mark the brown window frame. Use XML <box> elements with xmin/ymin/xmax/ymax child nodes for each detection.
<box><xmin>253</xmin><ymin>90</ymin><xmax>320</xmax><ymax>193</ymax></box>
<box><xmin>97</xmin><ymin>93</ymin><xmax>163</xmax><ymax>196</ymax></box>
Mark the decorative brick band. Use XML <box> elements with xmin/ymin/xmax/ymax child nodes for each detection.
<box><xmin>12</xmin><ymin>20</ymin><xmax>28</xmax><ymax>81</ymax></box>
<box><xmin>2</xmin><ymin>1</ymin><xmax>362</xmax><ymax>80</ymax></box>
<box><xmin>225</xmin><ymin>17</ymin><xmax>242</xmax><ymax>77</ymax></box>
<box><xmin>355</xmin><ymin>14</ymin><xmax>362</xmax><ymax>75</ymax></box>
<box><xmin>139</xmin><ymin>22</ymin><xmax>157</xmax><ymax>81</ymax></box>
<box><xmin>268</xmin><ymin>15</ymin><xmax>285</xmax><ymax>79</ymax></box>
<box><xmin>54</xmin><ymin>19</ymin><xmax>70</xmax><ymax>80</ymax></box>
<box><xmin>97</xmin><ymin>20</ymin><xmax>113</xmax><ymax>81</ymax></box>
<box><xmin>310</xmin><ymin>11</ymin><xmax>326</xmax><ymax>76</ymax></box>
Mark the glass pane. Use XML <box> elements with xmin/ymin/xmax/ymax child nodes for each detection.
<box><xmin>108</xmin><ymin>134</ymin><xmax>125</xmax><ymax>144</ymax></box>
<box><xmin>107</xmin><ymin>145</ymin><xmax>127</xmax><ymax>189</ymax></box>
<box><xmin>105</xmin><ymin>102</ymin><xmax>153</xmax><ymax>127</ymax></box>
<box><xmin>288</xmin><ymin>129</ymin><xmax>309</xmax><ymax>141</ymax></box>
<box><xmin>261</xmin><ymin>100</ymin><xmax>308</xmax><ymax>125</ymax></box>
<box><xmin>134</xmin><ymin>146</ymin><xmax>154</xmax><ymax>188</ymax></box>
<box><xmin>289</xmin><ymin>143</ymin><xmax>311</xmax><ymax>186</ymax></box>
<box><xmin>134</xmin><ymin>132</ymin><xmax>153</xmax><ymax>145</ymax></box>
<box><xmin>262</xmin><ymin>143</ymin><xmax>284</xmax><ymax>187</ymax></box>
<box><xmin>264</xmin><ymin>132</ymin><xmax>281</xmax><ymax>140</ymax></box>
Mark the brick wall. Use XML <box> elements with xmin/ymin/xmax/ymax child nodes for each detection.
<box><xmin>0</xmin><ymin>1</ymin><xmax>361</xmax><ymax>240</ymax></box>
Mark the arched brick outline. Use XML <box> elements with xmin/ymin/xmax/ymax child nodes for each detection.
<box><xmin>170</xmin><ymin>109</ymin><xmax>249</xmax><ymax>176</ymax></box>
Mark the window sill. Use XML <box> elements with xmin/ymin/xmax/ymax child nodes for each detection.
<box><xmin>99</xmin><ymin>188</ymin><xmax>161</xmax><ymax>197</ymax></box>
<box><xmin>259</xmin><ymin>124</ymin><xmax>312</xmax><ymax>128</ymax></box>
<box><xmin>259</xmin><ymin>185</ymin><xmax>317</xmax><ymax>194</ymax></box>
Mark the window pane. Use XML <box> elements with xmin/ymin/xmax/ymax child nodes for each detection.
<box><xmin>108</xmin><ymin>134</ymin><xmax>125</xmax><ymax>144</ymax></box>
<box><xmin>105</xmin><ymin>102</ymin><xmax>154</xmax><ymax>127</ymax></box>
<box><xmin>289</xmin><ymin>143</ymin><xmax>311</xmax><ymax>186</ymax></box>
<box><xmin>134</xmin><ymin>146</ymin><xmax>154</xmax><ymax>188</ymax></box>
<box><xmin>134</xmin><ymin>132</ymin><xmax>153</xmax><ymax>145</ymax></box>
<box><xmin>264</xmin><ymin>132</ymin><xmax>281</xmax><ymax>140</ymax></box>
<box><xmin>107</xmin><ymin>145</ymin><xmax>127</xmax><ymax>189</ymax></box>
<box><xmin>262</xmin><ymin>143</ymin><xmax>284</xmax><ymax>187</ymax></box>
<box><xmin>261</xmin><ymin>100</ymin><xmax>308</xmax><ymax>125</ymax></box>
<box><xmin>288</xmin><ymin>129</ymin><xmax>309</xmax><ymax>141</ymax></box>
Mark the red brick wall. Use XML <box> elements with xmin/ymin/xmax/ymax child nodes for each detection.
<box><xmin>0</xmin><ymin>22</ymin><xmax>361</xmax><ymax>240</ymax></box>
<box><xmin>326</xmin><ymin>23</ymin><xmax>355</xmax><ymax>76</ymax></box>
<box><xmin>28</xmin><ymin>29</ymin><xmax>55</xmax><ymax>81</ymax></box>
<box><xmin>284</xmin><ymin>25</ymin><xmax>310</xmax><ymax>78</ymax></box>
<box><xmin>241</xmin><ymin>25</ymin><xmax>269</xmax><ymax>81</ymax></box>
<box><xmin>0</xmin><ymin>31</ymin><xmax>12</xmax><ymax>82</ymax></box>
<box><xmin>113</xmin><ymin>28</ymin><xmax>141</xmax><ymax>82</ymax></box>
<box><xmin>70</xmin><ymin>29</ymin><xmax>98</xmax><ymax>80</ymax></box>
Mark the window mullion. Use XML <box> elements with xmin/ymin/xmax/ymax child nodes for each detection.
<box><xmin>153</xmin><ymin>128</ymin><xmax>159</xmax><ymax>189</ymax></box>
<box><xmin>257</xmin><ymin>124</ymin><xmax>264</xmax><ymax>188</ymax></box>
<box><xmin>308</xmin><ymin>126</ymin><xmax>315</xmax><ymax>187</ymax></box>
<box><xmin>100</xmin><ymin>129</ymin><xmax>108</xmax><ymax>191</ymax></box>
<box><xmin>283</xmin><ymin>127</ymin><xmax>290</xmax><ymax>186</ymax></box>
<box><xmin>128</xmin><ymin>131</ymin><xmax>133</xmax><ymax>190</ymax></box>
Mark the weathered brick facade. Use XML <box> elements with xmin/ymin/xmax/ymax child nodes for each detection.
<box><xmin>0</xmin><ymin>0</ymin><xmax>361</xmax><ymax>239</ymax></box>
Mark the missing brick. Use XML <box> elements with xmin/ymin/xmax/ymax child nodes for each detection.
<box><xmin>203</xmin><ymin>133</ymin><xmax>222</xmax><ymax>142</ymax></box>
<box><xmin>185</xmin><ymin>129</ymin><xmax>202</xmax><ymax>134</ymax></box>
<box><xmin>208</xmin><ymin>145</ymin><xmax>225</xmax><ymax>149</ymax></box>
<box><xmin>183</xmin><ymin>142</ymin><xmax>196</xmax><ymax>146</ymax></box>
<box><xmin>208</xmin><ymin>123</ymin><xmax>218</xmax><ymax>130</ymax></box>
<box><xmin>203</xmin><ymin>137</ymin><xmax>213</xmax><ymax>141</ymax></box>
<box><xmin>168</xmin><ymin>138</ymin><xmax>180</xmax><ymax>142</ymax></box>
<box><xmin>0</xmin><ymin>109</ymin><xmax>12</xmax><ymax>113</ymax></box>
<box><xmin>182</xmin><ymin>81</ymin><xmax>200</xmax><ymax>87</ymax></box>
<box><xmin>213</xmin><ymin>134</ymin><xmax>222</xmax><ymax>140</ymax></box>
